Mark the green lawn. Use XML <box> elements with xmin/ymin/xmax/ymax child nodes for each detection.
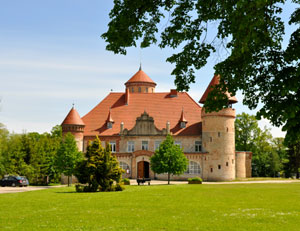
<box><xmin>1</xmin><ymin>183</ymin><xmax>300</xmax><ymax>231</ymax></box>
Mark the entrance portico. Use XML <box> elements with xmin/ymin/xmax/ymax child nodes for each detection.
<box><xmin>131</xmin><ymin>150</ymin><xmax>154</xmax><ymax>179</ymax></box>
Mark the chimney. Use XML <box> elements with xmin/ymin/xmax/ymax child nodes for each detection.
<box><xmin>166</xmin><ymin>121</ymin><xmax>170</xmax><ymax>134</ymax></box>
<box><xmin>170</xmin><ymin>89</ymin><xmax>178</xmax><ymax>97</ymax></box>
<box><xmin>120</xmin><ymin>122</ymin><xmax>124</xmax><ymax>134</ymax></box>
<box><xmin>125</xmin><ymin>88</ymin><xmax>129</xmax><ymax>105</ymax></box>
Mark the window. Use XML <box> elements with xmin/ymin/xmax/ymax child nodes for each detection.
<box><xmin>218</xmin><ymin>132</ymin><xmax>221</xmax><ymax>137</ymax></box>
<box><xmin>175</xmin><ymin>141</ymin><xmax>182</xmax><ymax>148</ymax></box>
<box><xmin>142</xmin><ymin>141</ymin><xmax>148</xmax><ymax>150</ymax></box>
<box><xmin>131</xmin><ymin>87</ymin><xmax>134</xmax><ymax>93</ymax></box>
<box><xmin>226</xmin><ymin>162</ymin><xmax>229</xmax><ymax>167</ymax></box>
<box><xmin>154</xmin><ymin>141</ymin><xmax>161</xmax><ymax>150</ymax></box>
<box><xmin>232</xmin><ymin>159</ymin><xmax>234</xmax><ymax>164</ymax></box>
<box><xmin>119</xmin><ymin>161</ymin><xmax>130</xmax><ymax>173</ymax></box>
<box><xmin>180</xmin><ymin>121</ymin><xmax>186</xmax><ymax>128</ymax></box>
<box><xmin>186</xmin><ymin>161</ymin><xmax>201</xmax><ymax>174</ymax></box>
<box><xmin>226</xmin><ymin>127</ymin><xmax>229</xmax><ymax>132</ymax></box>
<box><xmin>107</xmin><ymin>122</ymin><xmax>113</xmax><ymax>129</ymax></box>
<box><xmin>218</xmin><ymin>165</ymin><xmax>221</xmax><ymax>170</ymax></box>
<box><xmin>146</xmin><ymin>87</ymin><xmax>148</xmax><ymax>93</ymax></box>
<box><xmin>195</xmin><ymin>141</ymin><xmax>201</xmax><ymax>152</ymax></box>
<box><xmin>210</xmin><ymin>137</ymin><xmax>212</xmax><ymax>142</ymax></box>
<box><xmin>127</xmin><ymin>141</ymin><xmax>134</xmax><ymax>152</ymax></box>
<box><xmin>138</xmin><ymin>87</ymin><xmax>141</xmax><ymax>92</ymax></box>
<box><xmin>110</xmin><ymin>141</ymin><xmax>116</xmax><ymax>153</ymax></box>
<box><xmin>211</xmin><ymin>168</ymin><xmax>213</xmax><ymax>173</ymax></box>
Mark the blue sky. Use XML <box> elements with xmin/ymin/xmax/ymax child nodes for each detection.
<box><xmin>0</xmin><ymin>1</ymin><xmax>297</xmax><ymax>137</ymax></box>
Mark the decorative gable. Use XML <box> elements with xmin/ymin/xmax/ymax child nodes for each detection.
<box><xmin>122</xmin><ymin>111</ymin><xmax>167</xmax><ymax>136</ymax></box>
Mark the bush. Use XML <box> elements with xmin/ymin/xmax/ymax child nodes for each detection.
<box><xmin>188</xmin><ymin>177</ymin><xmax>203</xmax><ymax>184</ymax></box>
<box><xmin>114</xmin><ymin>183</ymin><xmax>124</xmax><ymax>191</ymax></box>
<box><xmin>75</xmin><ymin>184</ymin><xmax>85</xmax><ymax>192</ymax></box>
<box><xmin>123</xmin><ymin>178</ymin><xmax>130</xmax><ymax>185</ymax></box>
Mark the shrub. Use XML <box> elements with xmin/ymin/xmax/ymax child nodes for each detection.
<box><xmin>123</xmin><ymin>178</ymin><xmax>130</xmax><ymax>185</ymax></box>
<box><xmin>114</xmin><ymin>183</ymin><xmax>124</xmax><ymax>191</ymax></box>
<box><xmin>188</xmin><ymin>177</ymin><xmax>203</xmax><ymax>184</ymax></box>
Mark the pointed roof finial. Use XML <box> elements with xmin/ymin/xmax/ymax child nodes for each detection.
<box><xmin>72</xmin><ymin>102</ymin><xmax>75</xmax><ymax>108</ymax></box>
<box><xmin>139</xmin><ymin>62</ymin><xmax>142</xmax><ymax>71</ymax></box>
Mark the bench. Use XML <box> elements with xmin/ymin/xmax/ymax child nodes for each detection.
<box><xmin>137</xmin><ymin>178</ymin><xmax>151</xmax><ymax>185</ymax></box>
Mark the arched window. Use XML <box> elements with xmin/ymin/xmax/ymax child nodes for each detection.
<box><xmin>119</xmin><ymin>161</ymin><xmax>130</xmax><ymax>172</ymax></box>
<box><xmin>185</xmin><ymin>161</ymin><xmax>201</xmax><ymax>174</ymax></box>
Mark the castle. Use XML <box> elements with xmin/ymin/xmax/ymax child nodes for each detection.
<box><xmin>61</xmin><ymin>68</ymin><xmax>252</xmax><ymax>181</ymax></box>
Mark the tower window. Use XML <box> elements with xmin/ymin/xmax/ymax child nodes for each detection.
<box><xmin>232</xmin><ymin>159</ymin><xmax>234</xmax><ymax>164</ymax></box>
<box><xmin>226</xmin><ymin>127</ymin><xmax>229</xmax><ymax>132</ymax></box>
<box><xmin>218</xmin><ymin>165</ymin><xmax>221</xmax><ymax>170</ymax></box>
<box><xmin>226</xmin><ymin>162</ymin><xmax>229</xmax><ymax>166</ymax></box>
<box><xmin>218</xmin><ymin>132</ymin><xmax>221</xmax><ymax>137</ymax></box>
<box><xmin>131</xmin><ymin>87</ymin><xmax>134</xmax><ymax>93</ymax></box>
<box><xmin>210</xmin><ymin>137</ymin><xmax>212</xmax><ymax>142</ymax></box>
<box><xmin>138</xmin><ymin>87</ymin><xmax>141</xmax><ymax>92</ymax></box>
<box><xmin>146</xmin><ymin>87</ymin><xmax>148</xmax><ymax>93</ymax></box>
<box><xmin>211</xmin><ymin>168</ymin><xmax>213</xmax><ymax>173</ymax></box>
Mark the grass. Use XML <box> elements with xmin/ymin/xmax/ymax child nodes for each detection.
<box><xmin>0</xmin><ymin>183</ymin><xmax>300</xmax><ymax>231</ymax></box>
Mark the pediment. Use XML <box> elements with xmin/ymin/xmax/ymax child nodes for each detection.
<box><xmin>122</xmin><ymin>111</ymin><xmax>167</xmax><ymax>136</ymax></box>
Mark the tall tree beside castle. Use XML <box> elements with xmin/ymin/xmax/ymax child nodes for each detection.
<box><xmin>151</xmin><ymin>134</ymin><xmax>188</xmax><ymax>184</ymax></box>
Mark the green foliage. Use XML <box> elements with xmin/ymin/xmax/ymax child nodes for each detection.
<box><xmin>122</xmin><ymin>178</ymin><xmax>130</xmax><ymax>185</ymax></box>
<box><xmin>56</xmin><ymin>133</ymin><xmax>83</xmax><ymax>186</ymax></box>
<box><xmin>284</xmin><ymin>138</ymin><xmax>300</xmax><ymax>178</ymax></box>
<box><xmin>74</xmin><ymin>137</ymin><xmax>124</xmax><ymax>192</ymax></box>
<box><xmin>150</xmin><ymin>134</ymin><xmax>188</xmax><ymax>184</ymax></box>
<box><xmin>0</xmin><ymin>124</ymin><xmax>62</xmax><ymax>185</ymax></box>
<box><xmin>188</xmin><ymin>177</ymin><xmax>203</xmax><ymax>184</ymax></box>
<box><xmin>235</xmin><ymin>113</ymin><xmax>289</xmax><ymax>177</ymax></box>
<box><xmin>103</xmin><ymin>1</ymin><xmax>300</xmax><ymax>145</ymax></box>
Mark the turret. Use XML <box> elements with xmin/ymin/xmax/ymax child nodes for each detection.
<box><xmin>61</xmin><ymin>106</ymin><xmax>85</xmax><ymax>151</ymax></box>
<box><xmin>125</xmin><ymin>67</ymin><xmax>156</xmax><ymax>93</ymax></box>
<box><xmin>200</xmin><ymin>75</ymin><xmax>237</xmax><ymax>181</ymax></box>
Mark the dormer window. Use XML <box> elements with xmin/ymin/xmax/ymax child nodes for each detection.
<box><xmin>180</xmin><ymin>121</ymin><xmax>186</xmax><ymax>128</ymax></box>
<box><xmin>107</xmin><ymin>122</ymin><xmax>113</xmax><ymax>129</ymax></box>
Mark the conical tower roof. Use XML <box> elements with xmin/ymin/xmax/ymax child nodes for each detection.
<box><xmin>199</xmin><ymin>75</ymin><xmax>237</xmax><ymax>104</ymax></box>
<box><xmin>125</xmin><ymin>69</ymin><xmax>156</xmax><ymax>86</ymax></box>
<box><xmin>61</xmin><ymin>107</ymin><xmax>85</xmax><ymax>125</ymax></box>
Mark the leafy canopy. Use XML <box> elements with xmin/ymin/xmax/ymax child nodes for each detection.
<box><xmin>102</xmin><ymin>0</ymin><xmax>300</xmax><ymax>143</ymax></box>
<box><xmin>150</xmin><ymin>134</ymin><xmax>188</xmax><ymax>184</ymax></box>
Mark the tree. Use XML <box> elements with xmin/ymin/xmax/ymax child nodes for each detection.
<box><xmin>74</xmin><ymin>137</ymin><xmax>123</xmax><ymax>192</ymax></box>
<box><xmin>285</xmin><ymin>138</ymin><xmax>300</xmax><ymax>178</ymax></box>
<box><xmin>102</xmin><ymin>1</ymin><xmax>300</xmax><ymax>144</ymax></box>
<box><xmin>56</xmin><ymin>133</ymin><xmax>83</xmax><ymax>186</ymax></box>
<box><xmin>150</xmin><ymin>134</ymin><xmax>188</xmax><ymax>184</ymax></box>
<box><xmin>235</xmin><ymin>113</ymin><xmax>283</xmax><ymax>177</ymax></box>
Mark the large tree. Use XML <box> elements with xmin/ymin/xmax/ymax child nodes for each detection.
<box><xmin>150</xmin><ymin>134</ymin><xmax>188</xmax><ymax>184</ymax></box>
<box><xmin>102</xmin><ymin>0</ymin><xmax>300</xmax><ymax>144</ymax></box>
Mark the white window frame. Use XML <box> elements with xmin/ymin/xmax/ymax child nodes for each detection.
<box><xmin>186</xmin><ymin>161</ymin><xmax>201</xmax><ymax>174</ymax></box>
<box><xmin>195</xmin><ymin>141</ymin><xmax>202</xmax><ymax>152</ymax></box>
<box><xmin>142</xmin><ymin>141</ymin><xmax>148</xmax><ymax>150</ymax></box>
<box><xmin>110</xmin><ymin>141</ymin><xmax>116</xmax><ymax>153</ymax></box>
<box><xmin>119</xmin><ymin>161</ymin><xmax>130</xmax><ymax>172</ymax></box>
<box><xmin>127</xmin><ymin>141</ymin><xmax>135</xmax><ymax>152</ymax></box>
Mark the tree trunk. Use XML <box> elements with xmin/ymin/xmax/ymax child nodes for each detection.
<box><xmin>67</xmin><ymin>176</ymin><xmax>70</xmax><ymax>187</ymax></box>
<box><xmin>168</xmin><ymin>172</ymin><xmax>170</xmax><ymax>185</ymax></box>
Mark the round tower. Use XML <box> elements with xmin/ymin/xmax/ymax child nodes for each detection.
<box><xmin>61</xmin><ymin>106</ymin><xmax>85</xmax><ymax>152</ymax></box>
<box><xmin>200</xmin><ymin>75</ymin><xmax>238</xmax><ymax>181</ymax></box>
<box><xmin>201</xmin><ymin>108</ymin><xmax>236</xmax><ymax>181</ymax></box>
<box><xmin>125</xmin><ymin>67</ymin><xmax>156</xmax><ymax>93</ymax></box>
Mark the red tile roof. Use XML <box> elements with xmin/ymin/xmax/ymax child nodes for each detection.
<box><xmin>125</xmin><ymin>70</ymin><xmax>156</xmax><ymax>86</ymax></box>
<box><xmin>82</xmin><ymin>92</ymin><xmax>202</xmax><ymax>136</ymax></box>
<box><xmin>61</xmin><ymin>107</ymin><xmax>85</xmax><ymax>126</ymax></box>
<box><xmin>199</xmin><ymin>75</ymin><xmax>238</xmax><ymax>104</ymax></box>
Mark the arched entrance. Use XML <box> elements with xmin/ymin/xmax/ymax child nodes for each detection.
<box><xmin>137</xmin><ymin>161</ymin><xmax>150</xmax><ymax>178</ymax></box>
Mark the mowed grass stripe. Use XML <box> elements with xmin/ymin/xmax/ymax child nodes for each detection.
<box><xmin>0</xmin><ymin>183</ymin><xmax>299</xmax><ymax>231</ymax></box>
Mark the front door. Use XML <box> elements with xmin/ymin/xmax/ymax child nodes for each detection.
<box><xmin>137</xmin><ymin>161</ymin><xmax>150</xmax><ymax>178</ymax></box>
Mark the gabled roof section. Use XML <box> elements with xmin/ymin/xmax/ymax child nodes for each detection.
<box><xmin>82</xmin><ymin>92</ymin><xmax>202</xmax><ymax>136</ymax></box>
<box><xmin>125</xmin><ymin>69</ymin><xmax>156</xmax><ymax>86</ymax></box>
<box><xmin>199</xmin><ymin>75</ymin><xmax>238</xmax><ymax>104</ymax></box>
<box><xmin>61</xmin><ymin>107</ymin><xmax>85</xmax><ymax>126</ymax></box>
